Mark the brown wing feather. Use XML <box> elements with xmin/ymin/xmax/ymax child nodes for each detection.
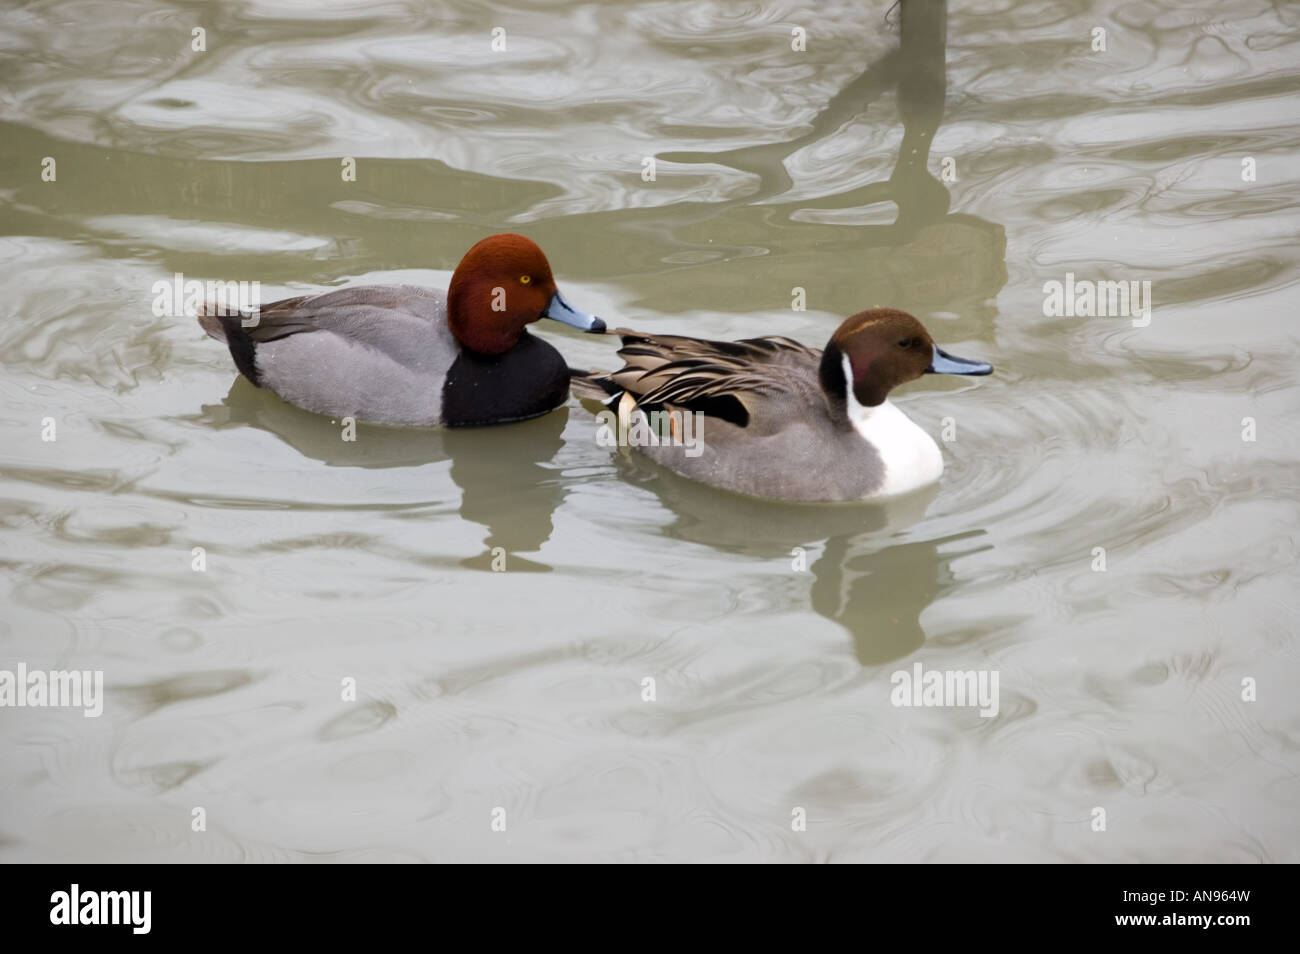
<box><xmin>603</xmin><ymin>328</ymin><xmax>821</xmax><ymax>409</ymax></box>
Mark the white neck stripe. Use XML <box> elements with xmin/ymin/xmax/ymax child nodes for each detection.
<box><xmin>840</xmin><ymin>353</ymin><xmax>944</xmax><ymax>496</ymax></box>
<box><xmin>841</xmin><ymin>352</ymin><xmax>873</xmax><ymax>423</ymax></box>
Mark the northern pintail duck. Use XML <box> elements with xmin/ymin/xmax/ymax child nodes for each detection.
<box><xmin>571</xmin><ymin>308</ymin><xmax>992</xmax><ymax>501</ymax></box>
<box><xmin>198</xmin><ymin>233</ymin><xmax>605</xmax><ymax>427</ymax></box>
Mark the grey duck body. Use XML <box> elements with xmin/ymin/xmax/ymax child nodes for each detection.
<box><xmin>576</xmin><ymin>331</ymin><xmax>888</xmax><ymax>502</ymax></box>
<box><xmin>200</xmin><ymin>285</ymin><xmax>570</xmax><ymax>427</ymax></box>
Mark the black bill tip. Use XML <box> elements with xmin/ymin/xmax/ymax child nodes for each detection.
<box><xmin>544</xmin><ymin>290</ymin><xmax>605</xmax><ymax>333</ymax></box>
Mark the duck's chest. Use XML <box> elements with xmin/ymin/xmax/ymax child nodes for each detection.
<box><xmin>850</xmin><ymin>400</ymin><xmax>944</xmax><ymax>497</ymax></box>
<box><xmin>440</xmin><ymin>332</ymin><xmax>570</xmax><ymax>426</ymax></box>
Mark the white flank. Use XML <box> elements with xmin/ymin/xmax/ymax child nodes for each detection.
<box><xmin>842</xmin><ymin>353</ymin><xmax>944</xmax><ymax>497</ymax></box>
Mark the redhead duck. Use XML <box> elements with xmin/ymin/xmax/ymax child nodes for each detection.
<box><xmin>199</xmin><ymin>233</ymin><xmax>604</xmax><ymax>426</ymax></box>
<box><xmin>571</xmin><ymin>308</ymin><xmax>991</xmax><ymax>501</ymax></box>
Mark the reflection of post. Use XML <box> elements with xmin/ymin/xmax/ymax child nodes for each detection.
<box><xmin>660</xmin><ymin>0</ymin><xmax>951</xmax><ymax>226</ymax></box>
<box><xmin>892</xmin><ymin>0</ymin><xmax>950</xmax><ymax>231</ymax></box>
<box><xmin>598</xmin><ymin>0</ymin><xmax>1003</xmax><ymax>317</ymax></box>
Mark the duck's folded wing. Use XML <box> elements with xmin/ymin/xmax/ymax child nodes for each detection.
<box><xmin>573</xmin><ymin>329</ymin><xmax>823</xmax><ymax>430</ymax></box>
<box><xmin>200</xmin><ymin>284</ymin><xmax>445</xmax><ymax>357</ymax></box>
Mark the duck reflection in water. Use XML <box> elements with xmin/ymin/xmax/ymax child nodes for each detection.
<box><xmin>610</xmin><ymin>451</ymin><xmax>987</xmax><ymax>666</ymax></box>
<box><xmin>198</xmin><ymin>377</ymin><xmax>569</xmax><ymax>572</ymax></box>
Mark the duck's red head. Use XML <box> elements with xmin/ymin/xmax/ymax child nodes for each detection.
<box><xmin>446</xmin><ymin>233</ymin><xmax>604</xmax><ymax>355</ymax></box>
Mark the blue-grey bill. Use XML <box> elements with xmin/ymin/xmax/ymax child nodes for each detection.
<box><xmin>926</xmin><ymin>345</ymin><xmax>992</xmax><ymax>375</ymax></box>
<box><xmin>544</xmin><ymin>291</ymin><xmax>606</xmax><ymax>333</ymax></box>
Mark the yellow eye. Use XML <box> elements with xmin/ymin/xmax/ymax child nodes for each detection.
<box><xmin>519</xmin><ymin>275</ymin><xmax>531</xmax><ymax>285</ymax></box>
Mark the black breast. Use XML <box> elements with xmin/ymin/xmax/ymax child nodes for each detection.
<box><xmin>440</xmin><ymin>331</ymin><xmax>570</xmax><ymax>427</ymax></box>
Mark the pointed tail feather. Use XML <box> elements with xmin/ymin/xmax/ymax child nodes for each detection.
<box><xmin>197</xmin><ymin>310</ymin><xmax>226</xmax><ymax>341</ymax></box>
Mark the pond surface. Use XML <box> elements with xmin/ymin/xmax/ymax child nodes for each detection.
<box><xmin>1</xmin><ymin>0</ymin><xmax>1298</xmax><ymax>861</ymax></box>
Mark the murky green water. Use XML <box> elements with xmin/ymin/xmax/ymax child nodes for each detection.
<box><xmin>2</xmin><ymin>0</ymin><xmax>1298</xmax><ymax>862</ymax></box>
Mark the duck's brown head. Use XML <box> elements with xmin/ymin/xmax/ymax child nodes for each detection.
<box><xmin>818</xmin><ymin>308</ymin><xmax>992</xmax><ymax>412</ymax></box>
<box><xmin>446</xmin><ymin>233</ymin><xmax>604</xmax><ymax>355</ymax></box>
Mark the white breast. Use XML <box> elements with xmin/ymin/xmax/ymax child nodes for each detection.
<box><xmin>842</xmin><ymin>354</ymin><xmax>944</xmax><ymax>497</ymax></box>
